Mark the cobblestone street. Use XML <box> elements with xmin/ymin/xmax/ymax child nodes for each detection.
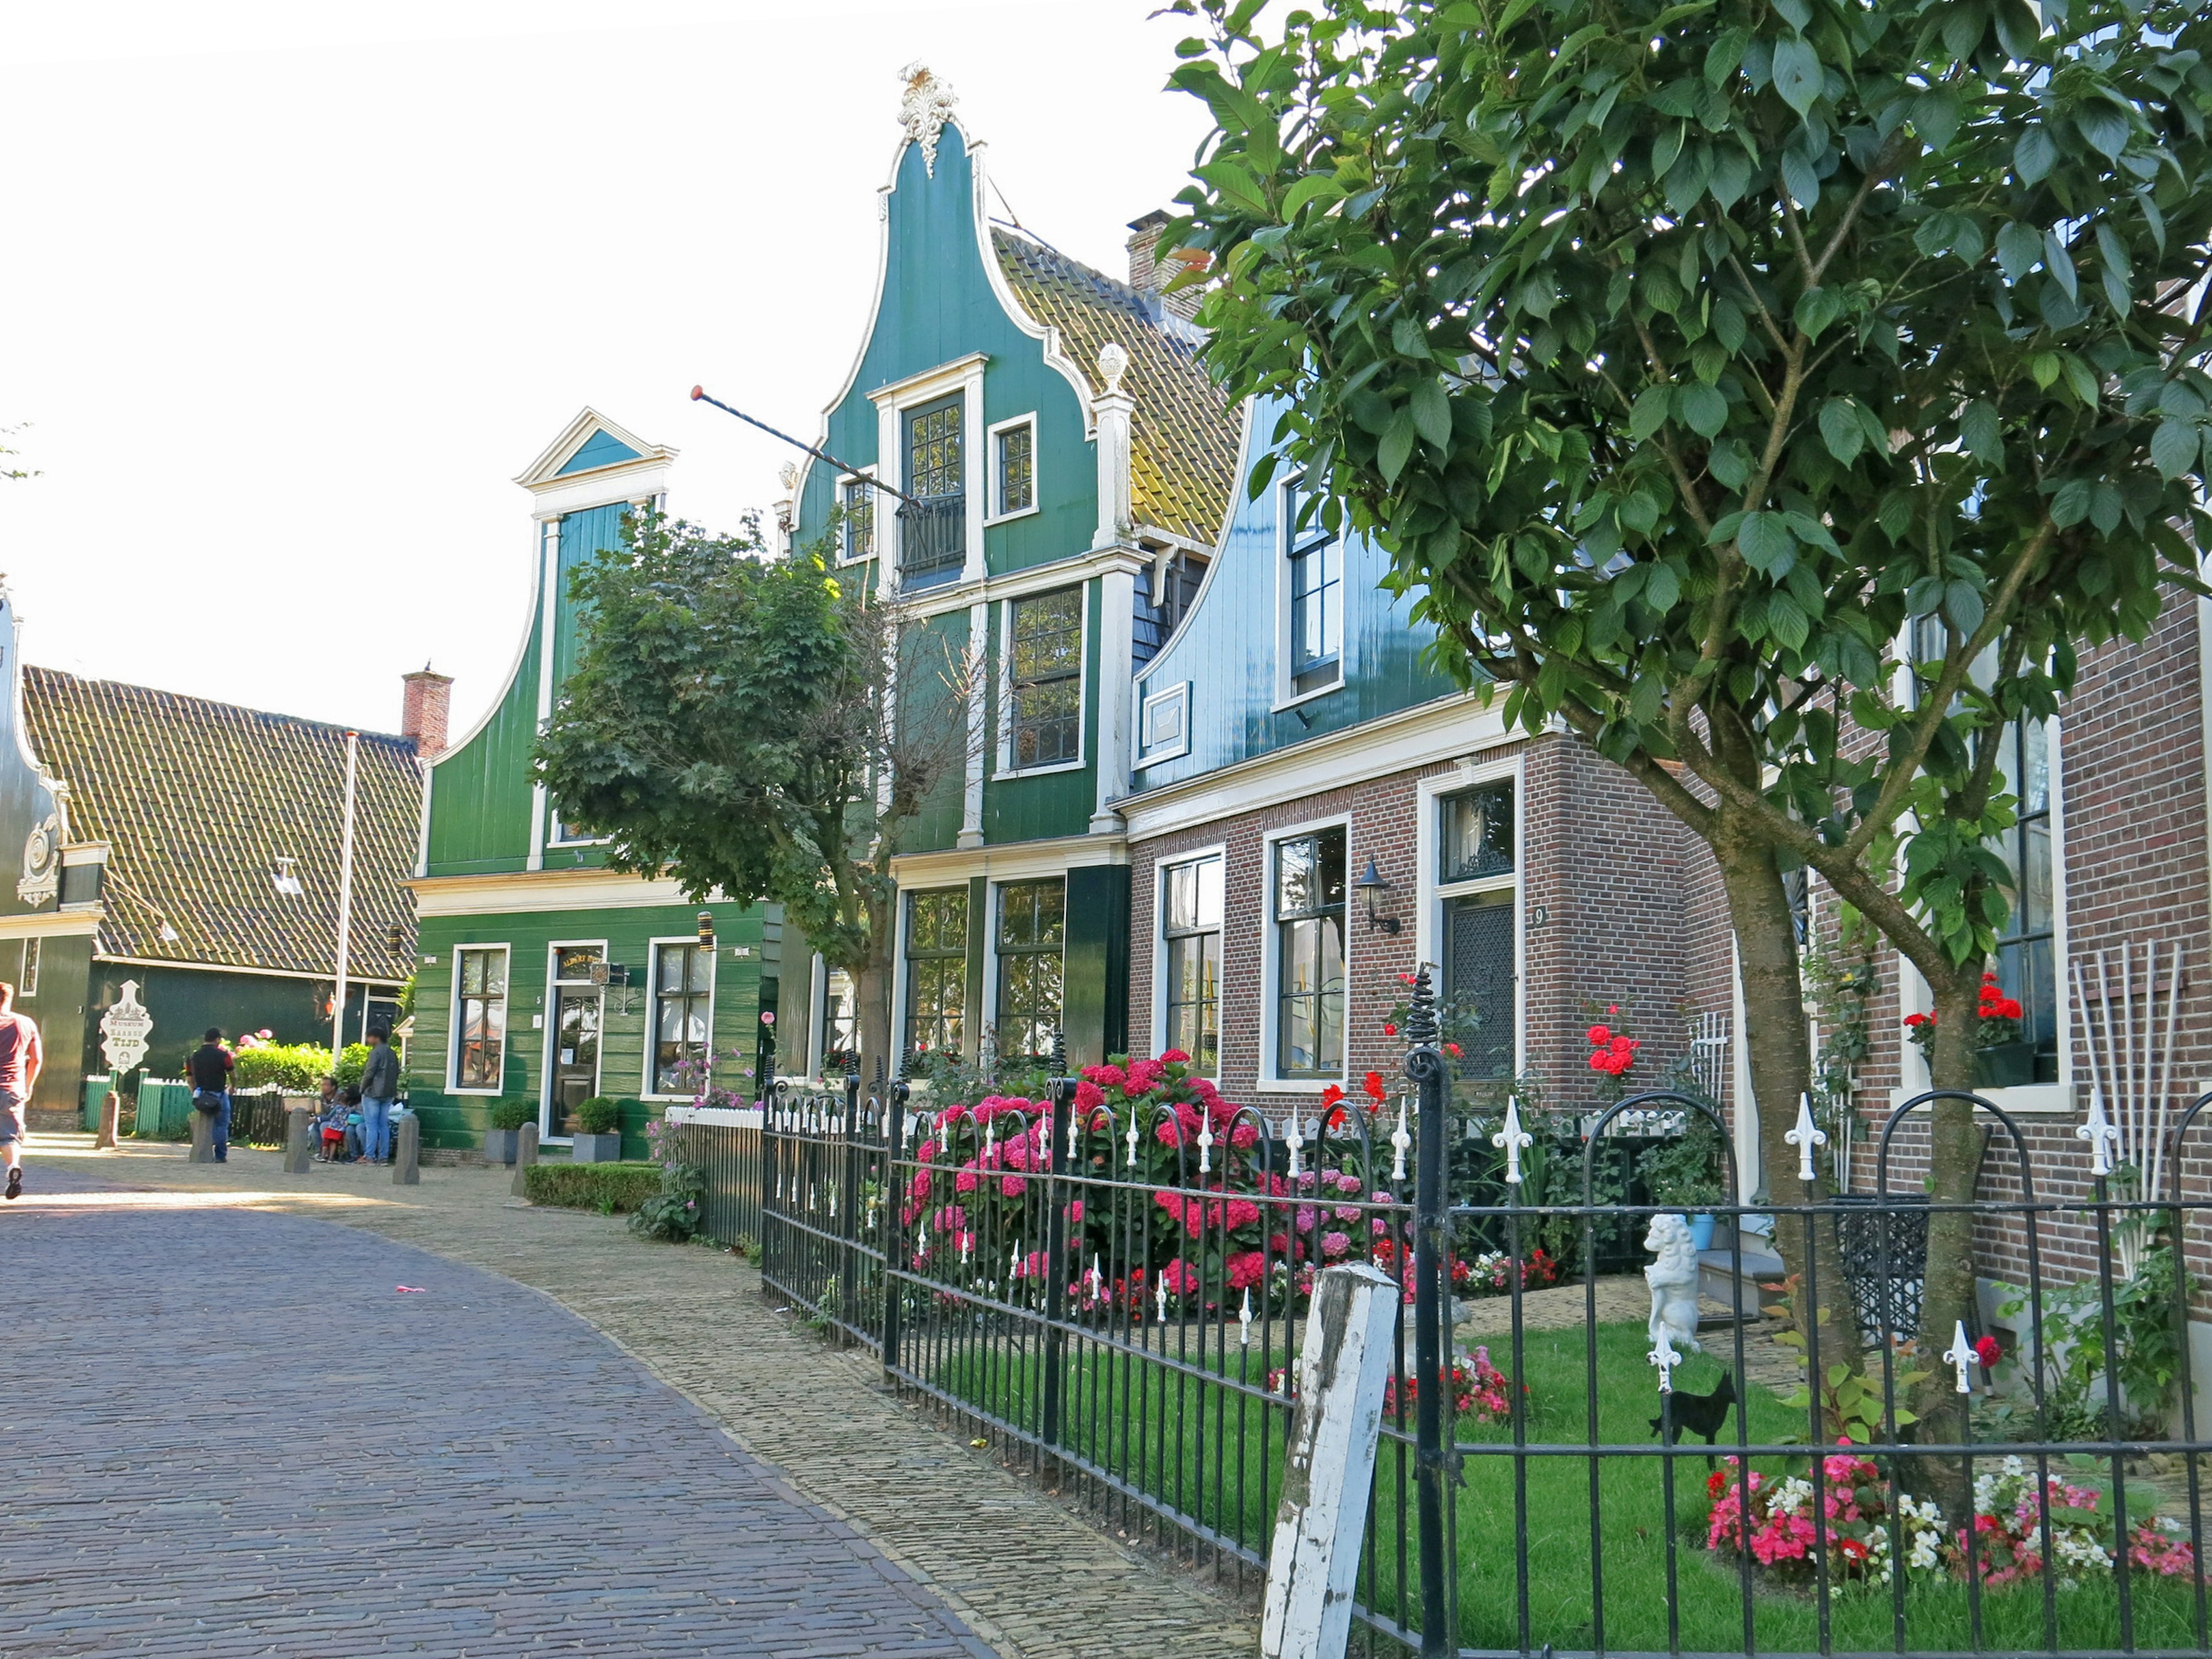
<box><xmin>12</xmin><ymin>1140</ymin><xmax>1258</xmax><ymax>1659</ymax></box>
<box><xmin>4</xmin><ymin>1161</ymin><xmax>998</xmax><ymax>1658</ymax></box>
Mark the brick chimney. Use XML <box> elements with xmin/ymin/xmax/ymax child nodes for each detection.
<box><xmin>1126</xmin><ymin>210</ymin><xmax>1207</xmax><ymax>324</ymax></box>
<box><xmin>400</xmin><ymin>666</ymin><xmax>453</xmax><ymax>760</ymax></box>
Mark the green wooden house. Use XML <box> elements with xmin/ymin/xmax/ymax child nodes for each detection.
<box><xmin>0</xmin><ymin>585</ymin><xmax>420</xmax><ymax>1127</ymax></box>
<box><xmin>402</xmin><ymin>410</ymin><xmax>774</xmax><ymax>1156</ymax></box>
<box><xmin>782</xmin><ymin>68</ymin><xmax>1244</xmax><ymax>1073</ymax></box>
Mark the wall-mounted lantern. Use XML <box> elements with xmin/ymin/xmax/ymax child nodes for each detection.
<box><xmin>1355</xmin><ymin>857</ymin><xmax>1400</xmax><ymax>934</ymax></box>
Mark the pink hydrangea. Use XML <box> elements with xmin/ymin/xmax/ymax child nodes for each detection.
<box><xmin>1226</xmin><ymin>1250</ymin><xmax>1268</xmax><ymax>1290</ymax></box>
<box><xmin>1074</xmin><ymin>1080</ymin><xmax>1105</xmax><ymax>1110</ymax></box>
<box><xmin>1081</xmin><ymin>1063</ymin><xmax>1127</xmax><ymax>1090</ymax></box>
<box><xmin>1321</xmin><ymin>1231</ymin><xmax>1352</xmax><ymax>1259</ymax></box>
<box><xmin>1160</xmin><ymin>1048</ymin><xmax>1191</xmax><ymax>1064</ymax></box>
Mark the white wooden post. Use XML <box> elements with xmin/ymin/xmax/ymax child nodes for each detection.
<box><xmin>1262</xmin><ymin>1262</ymin><xmax>1401</xmax><ymax>1659</ymax></box>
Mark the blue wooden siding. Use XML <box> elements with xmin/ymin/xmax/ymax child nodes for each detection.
<box><xmin>1131</xmin><ymin>403</ymin><xmax>1459</xmax><ymax>792</ymax></box>
<box><xmin>557</xmin><ymin>429</ymin><xmax>643</xmax><ymax>475</ymax></box>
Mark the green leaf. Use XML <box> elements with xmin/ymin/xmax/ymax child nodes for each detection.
<box><xmin>1772</xmin><ymin>36</ymin><xmax>1822</xmax><ymax>116</ymax></box>
<box><xmin>1819</xmin><ymin>398</ymin><xmax>1865</xmax><ymax>463</ymax></box>
<box><xmin>1676</xmin><ymin>381</ymin><xmax>1728</xmax><ymax>438</ymax></box>
<box><xmin>1912</xmin><ymin>89</ymin><xmax>1960</xmax><ymax>150</ymax></box>
<box><xmin>2075</xmin><ymin>103</ymin><xmax>2130</xmax><ymax>160</ymax></box>
<box><xmin>1411</xmin><ymin>380</ymin><xmax>1453</xmax><ymax>450</ymax></box>
<box><xmin>2029</xmin><ymin>352</ymin><xmax>2062</xmax><ymax>389</ymax></box>
<box><xmin>1768</xmin><ymin>590</ymin><xmax>1810</xmax><ymax>650</ymax></box>
<box><xmin>1959</xmin><ymin>399</ymin><xmax>2002</xmax><ymax>465</ymax></box>
<box><xmin>1995</xmin><ymin>222</ymin><xmax>2042</xmax><ymax>282</ymax></box>
<box><xmin>1629</xmin><ymin>384</ymin><xmax>1673</xmax><ymax>441</ymax></box>
<box><xmin>1705</xmin><ymin>26</ymin><xmax>1749</xmax><ymax>86</ymax></box>
<box><xmin>1378</xmin><ymin>408</ymin><xmax>1416</xmax><ymax>484</ymax></box>
<box><xmin>1194</xmin><ymin>159</ymin><xmax>1270</xmax><ymax>217</ymax></box>
<box><xmin>1943</xmin><ymin>578</ymin><xmax>1984</xmax><ymax>637</ymax></box>
<box><xmin>1793</xmin><ymin>286</ymin><xmax>1841</xmax><ymax>339</ymax></box>
<box><xmin>2062</xmin><ymin>354</ymin><xmax>2101</xmax><ymax>408</ymax></box>
<box><xmin>1707</xmin><ymin>146</ymin><xmax>1752</xmax><ymax>210</ymax></box>
<box><xmin>1708</xmin><ymin>440</ymin><xmax>1752</xmax><ymax>491</ymax></box>
<box><xmin>2051</xmin><ymin>478</ymin><xmax>2092</xmax><ymax>528</ymax></box>
<box><xmin>1643</xmin><ymin>562</ymin><xmax>1681</xmax><ymax>611</ymax></box>
<box><xmin>1737</xmin><ymin>511</ymin><xmax>1795</xmax><ymax>573</ymax></box>
<box><xmin>1877</xmin><ymin>491</ymin><xmax>1914</xmax><ymax>541</ymax></box>
<box><xmin>2043</xmin><ymin>229</ymin><xmax>2078</xmax><ymax>302</ymax></box>
<box><xmin>2152</xmin><ymin>418</ymin><xmax>2202</xmax><ymax>480</ymax></box>
<box><xmin>1279</xmin><ymin>172</ymin><xmax>1344</xmax><ymax>218</ymax></box>
<box><xmin>2014</xmin><ymin>126</ymin><xmax>2055</xmax><ymax>185</ymax></box>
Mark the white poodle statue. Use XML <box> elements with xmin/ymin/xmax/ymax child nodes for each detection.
<box><xmin>1643</xmin><ymin>1213</ymin><xmax>1705</xmax><ymax>1375</ymax></box>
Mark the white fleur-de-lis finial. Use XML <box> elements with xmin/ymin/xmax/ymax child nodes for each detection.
<box><xmin>809</xmin><ymin>1183</ymin><xmax>818</xmax><ymax>1212</ymax></box>
<box><xmin>828</xmin><ymin>1185</ymin><xmax>837</xmax><ymax>1218</ymax></box>
<box><xmin>1785</xmin><ymin>1094</ymin><xmax>1827</xmax><ymax>1185</ymax></box>
<box><xmin>1491</xmin><ymin>1096</ymin><xmax>1533</xmax><ymax>1185</ymax></box>
<box><xmin>1125</xmin><ymin>1116</ymin><xmax>1141</xmax><ymax>1168</ymax></box>
<box><xmin>1089</xmin><ymin>1255</ymin><xmax>1104</xmax><ymax>1301</ymax></box>
<box><xmin>1283</xmin><ymin>1115</ymin><xmax>1305</xmax><ymax>1180</ymax></box>
<box><xmin>2078</xmin><ymin>1086</ymin><xmax>2120</xmax><ymax>1177</ymax></box>
<box><xmin>1650</xmin><ymin>1332</ymin><xmax>1680</xmax><ymax>1393</ymax></box>
<box><xmin>1156</xmin><ymin>1271</ymin><xmax>1171</xmax><ymax>1323</ymax></box>
<box><xmin>1010</xmin><ymin>1244</ymin><xmax>1021</xmax><ymax>1289</ymax></box>
<box><xmin>1941</xmin><ymin>1320</ymin><xmax>1976</xmax><ymax>1395</ymax></box>
<box><xmin>1238</xmin><ymin>1288</ymin><xmax>1254</xmax><ymax>1347</ymax></box>
<box><xmin>960</xmin><ymin>1230</ymin><xmax>972</xmax><ymax>1267</ymax></box>
<box><xmin>1389</xmin><ymin>1097</ymin><xmax>1412</xmax><ymax>1182</ymax></box>
<box><xmin>1198</xmin><ymin>1116</ymin><xmax>1215</xmax><ymax>1176</ymax></box>
<box><xmin>1067</xmin><ymin>1106</ymin><xmax>1082</xmax><ymax>1161</ymax></box>
<box><xmin>983</xmin><ymin>1116</ymin><xmax>996</xmax><ymax>1157</ymax></box>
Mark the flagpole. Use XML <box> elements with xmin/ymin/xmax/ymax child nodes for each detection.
<box><xmin>331</xmin><ymin>731</ymin><xmax>361</xmax><ymax>1061</ymax></box>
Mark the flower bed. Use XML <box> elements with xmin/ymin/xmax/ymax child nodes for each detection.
<box><xmin>1707</xmin><ymin>1451</ymin><xmax>2194</xmax><ymax>1592</ymax></box>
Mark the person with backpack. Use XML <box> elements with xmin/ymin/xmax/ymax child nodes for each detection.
<box><xmin>188</xmin><ymin>1027</ymin><xmax>234</xmax><ymax>1163</ymax></box>
<box><xmin>357</xmin><ymin>1026</ymin><xmax>399</xmax><ymax>1165</ymax></box>
<box><xmin>0</xmin><ymin>981</ymin><xmax>44</xmax><ymax>1200</ymax></box>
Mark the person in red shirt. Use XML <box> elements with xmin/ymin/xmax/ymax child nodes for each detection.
<box><xmin>0</xmin><ymin>982</ymin><xmax>45</xmax><ymax>1199</ymax></box>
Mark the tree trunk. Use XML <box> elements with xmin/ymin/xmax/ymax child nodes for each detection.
<box><xmin>1911</xmin><ymin>965</ymin><xmax>1986</xmax><ymax>1514</ymax></box>
<box><xmin>1713</xmin><ymin>814</ymin><xmax>1865</xmax><ymax>1409</ymax></box>
<box><xmin>856</xmin><ymin>950</ymin><xmax>894</xmax><ymax>1092</ymax></box>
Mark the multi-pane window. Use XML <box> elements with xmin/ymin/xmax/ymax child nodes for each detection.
<box><xmin>1007</xmin><ymin>588</ymin><xmax>1082</xmax><ymax>770</ymax></box>
<box><xmin>652</xmin><ymin>942</ymin><xmax>713</xmax><ymax>1094</ymax></box>
<box><xmin>1911</xmin><ymin>618</ymin><xmax>2059</xmax><ymax>1082</ymax></box>
<box><xmin>908</xmin><ymin>396</ymin><xmax>962</xmax><ymax>496</ymax></box>
<box><xmin>1994</xmin><ymin>718</ymin><xmax>2058</xmax><ymax>1081</ymax></box>
<box><xmin>900</xmin><ymin>395</ymin><xmax>965</xmax><ymax>579</ymax></box>
<box><xmin>996</xmin><ymin>879</ymin><xmax>1066</xmax><ymax>1060</ymax></box>
<box><xmin>1274</xmin><ymin>828</ymin><xmax>1346</xmax><ymax>1077</ymax></box>
<box><xmin>839</xmin><ymin>477</ymin><xmax>874</xmax><ymax>562</ymax></box>
<box><xmin>1438</xmin><ymin>781</ymin><xmax>1518</xmax><ymax>1081</ymax></box>
<box><xmin>455</xmin><ymin>946</ymin><xmax>509</xmax><ymax>1090</ymax></box>
<box><xmin>1286</xmin><ymin>478</ymin><xmax>1342</xmax><ymax>695</ymax></box>
<box><xmin>19</xmin><ymin>937</ymin><xmax>37</xmax><ymax>998</ymax></box>
<box><xmin>995</xmin><ymin>421</ymin><xmax>1035</xmax><ymax>516</ymax></box>
<box><xmin>905</xmin><ymin>890</ymin><xmax>968</xmax><ymax>1059</ymax></box>
<box><xmin>1162</xmin><ymin>856</ymin><xmax>1222</xmax><ymax>1073</ymax></box>
<box><xmin>821</xmin><ymin>967</ymin><xmax>858</xmax><ymax>1077</ymax></box>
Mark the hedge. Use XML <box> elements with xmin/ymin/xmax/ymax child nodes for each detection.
<box><xmin>523</xmin><ymin>1162</ymin><xmax>660</xmax><ymax>1213</ymax></box>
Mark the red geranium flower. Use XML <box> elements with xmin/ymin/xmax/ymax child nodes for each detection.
<box><xmin>1975</xmin><ymin>1335</ymin><xmax>2002</xmax><ymax>1368</ymax></box>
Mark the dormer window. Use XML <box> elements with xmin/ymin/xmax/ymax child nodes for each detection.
<box><xmin>1284</xmin><ymin>476</ymin><xmax>1342</xmax><ymax>697</ymax></box>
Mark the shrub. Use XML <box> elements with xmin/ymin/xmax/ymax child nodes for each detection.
<box><xmin>629</xmin><ymin>1162</ymin><xmax>709</xmax><ymax>1242</ymax></box>
<box><xmin>523</xmin><ymin>1162</ymin><xmax>658</xmax><ymax>1213</ymax></box>
<box><xmin>573</xmin><ymin>1096</ymin><xmax>621</xmax><ymax>1134</ymax></box>
<box><xmin>488</xmin><ymin>1099</ymin><xmax>535</xmax><ymax>1132</ymax></box>
<box><xmin>231</xmin><ymin>1043</ymin><xmax>332</xmax><ymax>1092</ymax></box>
<box><xmin>332</xmin><ymin>1042</ymin><xmax>370</xmax><ymax>1090</ymax></box>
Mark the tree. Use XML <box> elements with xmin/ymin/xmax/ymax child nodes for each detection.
<box><xmin>1163</xmin><ymin>0</ymin><xmax>2212</xmax><ymax>1453</ymax></box>
<box><xmin>534</xmin><ymin>512</ymin><xmax>976</xmax><ymax>1082</ymax></box>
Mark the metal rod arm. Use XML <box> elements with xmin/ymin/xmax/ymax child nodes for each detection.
<box><xmin>688</xmin><ymin>386</ymin><xmax>923</xmax><ymax>507</ymax></box>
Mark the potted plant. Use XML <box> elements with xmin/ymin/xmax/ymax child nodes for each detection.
<box><xmin>1903</xmin><ymin>972</ymin><xmax>2033</xmax><ymax>1089</ymax></box>
<box><xmin>484</xmin><ymin>1099</ymin><xmax>533</xmax><ymax>1165</ymax></box>
<box><xmin>1638</xmin><ymin>1112</ymin><xmax>1728</xmax><ymax>1249</ymax></box>
<box><xmin>570</xmin><ymin>1096</ymin><xmax>624</xmax><ymax>1163</ymax></box>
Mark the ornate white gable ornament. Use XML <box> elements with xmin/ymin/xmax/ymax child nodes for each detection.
<box><xmin>16</xmin><ymin>812</ymin><xmax>58</xmax><ymax>907</ymax></box>
<box><xmin>100</xmin><ymin>980</ymin><xmax>153</xmax><ymax>1074</ymax></box>
<box><xmin>897</xmin><ymin>63</ymin><xmax>959</xmax><ymax>177</ymax></box>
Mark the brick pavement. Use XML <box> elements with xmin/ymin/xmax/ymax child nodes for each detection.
<box><xmin>20</xmin><ymin>1139</ymin><xmax>1259</xmax><ymax>1659</ymax></box>
<box><xmin>5</xmin><ymin>1161</ymin><xmax>998</xmax><ymax>1659</ymax></box>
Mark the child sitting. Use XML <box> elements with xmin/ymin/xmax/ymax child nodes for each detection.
<box><xmin>317</xmin><ymin>1086</ymin><xmax>361</xmax><ymax>1162</ymax></box>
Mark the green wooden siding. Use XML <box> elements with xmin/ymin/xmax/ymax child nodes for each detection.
<box><xmin>895</xmin><ymin>609</ymin><xmax>972</xmax><ymax>854</ymax></box>
<box><xmin>424</xmin><ymin>611</ymin><xmax>542</xmax><ymax>877</ymax></box>
<box><xmin>402</xmin><ymin>900</ymin><xmax>766</xmax><ymax>1157</ymax></box>
<box><xmin>791</xmin><ymin>123</ymin><xmax>1096</xmax><ymax>586</ymax></box>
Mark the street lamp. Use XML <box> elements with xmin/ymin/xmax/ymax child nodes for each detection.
<box><xmin>1354</xmin><ymin>857</ymin><xmax>1400</xmax><ymax>934</ymax></box>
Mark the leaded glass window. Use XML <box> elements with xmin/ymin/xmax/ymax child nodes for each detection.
<box><xmin>905</xmin><ymin>890</ymin><xmax>967</xmax><ymax>1059</ymax></box>
<box><xmin>907</xmin><ymin>396</ymin><xmax>962</xmax><ymax>498</ymax></box>
<box><xmin>456</xmin><ymin>947</ymin><xmax>508</xmax><ymax>1090</ymax></box>
<box><xmin>1007</xmin><ymin>588</ymin><xmax>1082</xmax><ymax>769</ymax></box>
<box><xmin>840</xmin><ymin>478</ymin><xmax>874</xmax><ymax>562</ymax></box>
<box><xmin>1439</xmin><ymin>782</ymin><xmax>1514</xmax><ymax>883</ymax></box>
<box><xmin>995</xmin><ymin>878</ymin><xmax>1065</xmax><ymax>1061</ymax></box>
<box><xmin>652</xmin><ymin>942</ymin><xmax>713</xmax><ymax>1094</ymax></box>
<box><xmin>1162</xmin><ymin>855</ymin><xmax>1222</xmax><ymax>1073</ymax></box>
<box><xmin>1274</xmin><ymin>828</ymin><xmax>1346</xmax><ymax>1077</ymax></box>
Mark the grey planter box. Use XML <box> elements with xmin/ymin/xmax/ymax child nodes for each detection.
<box><xmin>483</xmin><ymin>1127</ymin><xmax>520</xmax><ymax>1165</ymax></box>
<box><xmin>571</xmin><ymin>1131</ymin><xmax>623</xmax><ymax>1164</ymax></box>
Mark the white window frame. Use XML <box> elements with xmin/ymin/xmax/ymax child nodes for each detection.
<box><xmin>540</xmin><ymin>939</ymin><xmax>609</xmax><ymax>1135</ymax></box>
<box><xmin>870</xmin><ymin>354</ymin><xmax>988</xmax><ymax>595</ymax></box>
<box><xmin>984</xmin><ymin>411</ymin><xmax>1040</xmax><ymax>525</ymax></box>
<box><xmin>1415</xmin><ymin>755</ymin><xmax>1527</xmax><ymax>1081</ymax></box>
<box><xmin>1152</xmin><ymin>844</ymin><xmax>1228</xmax><ymax>1075</ymax></box>
<box><xmin>987</xmin><ymin>874</ymin><xmax>1069</xmax><ymax>1062</ymax></box>
<box><xmin>19</xmin><ymin>936</ymin><xmax>38</xmax><ymax>998</ymax></box>
<box><xmin>899</xmin><ymin>885</ymin><xmax>972</xmax><ymax>1062</ymax></box>
<box><xmin>1138</xmin><ymin>680</ymin><xmax>1191</xmax><ymax>766</ymax></box>
<box><xmin>1260</xmin><ymin>813</ymin><xmax>1354</xmax><ymax>1092</ymax></box>
<box><xmin>835</xmin><ymin>467</ymin><xmax>880</xmax><ymax>567</ymax></box>
<box><xmin>447</xmin><ymin>942</ymin><xmax>512</xmax><ymax>1096</ymax></box>
<box><xmin>641</xmin><ymin>935</ymin><xmax>717</xmax><ymax>1101</ymax></box>
<box><xmin>546</xmin><ymin>807</ymin><xmax>609</xmax><ymax>849</ymax></box>
<box><xmin>1274</xmin><ymin>475</ymin><xmax>1347</xmax><ymax>712</ymax></box>
<box><xmin>995</xmin><ymin>583</ymin><xmax>1090</xmax><ymax>779</ymax></box>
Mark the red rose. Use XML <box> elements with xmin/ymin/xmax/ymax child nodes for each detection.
<box><xmin>1587</xmin><ymin>1024</ymin><xmax>1611</xmax><ymax>1045</ymax></box>
<box><xmin>1974</xmin><ymin>1335</ymin><xmax>2002</xmax><ymax>1368</ymax></box>
<box><xmin>1320</xmin><ymin>1082</ymin><xmax>1346</xmax><ymax>1108</ymax></box>
<box><xmin>1362</xmin><ymin>1071</ymin><xmax>1387</xmax><ymax>1103</ymax></box>
<box><xmin>1444</xmin><ymin>1042</ymin><xmax>1461</xmax><ymax>1057</ymax></box>
<box><xmin>1382</xmin><ymin>1022</ymin><xmax>1397</xmax><ymax>1036</ymax></box>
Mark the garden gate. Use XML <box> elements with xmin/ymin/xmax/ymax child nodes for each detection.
<box><xmin>759</xmin><ymin>975</ymin><xmax>2212</xmax><ymax>1657</ymax></box>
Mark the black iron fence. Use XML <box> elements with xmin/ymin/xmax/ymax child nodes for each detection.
<box><xmin>895</xmin><ymin>494</ymin><xmax>964</xmax><ymax>582</ymax></box>
<box><xmin>759</xmin><ymin>1000</ymin><xmax>2212</xmax><ymax>1657</ymax></box>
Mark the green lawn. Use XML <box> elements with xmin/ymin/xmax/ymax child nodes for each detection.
<box><xmin>924</xmin><ymin>1316</ymin><xmax>2209</xmax><ymax>1654</ymax></box>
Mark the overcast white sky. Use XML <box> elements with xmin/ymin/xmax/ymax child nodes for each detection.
<box><xmin>0</xmin><ymin>1</ymin><xmax>1215</xmax><ymax>737</ymax></box>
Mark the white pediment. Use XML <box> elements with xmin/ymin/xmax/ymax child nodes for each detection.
<box><xmin>513</xmin><ymin>407</ymin><xmax>678</xmax><ymax>495</ymax></box>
